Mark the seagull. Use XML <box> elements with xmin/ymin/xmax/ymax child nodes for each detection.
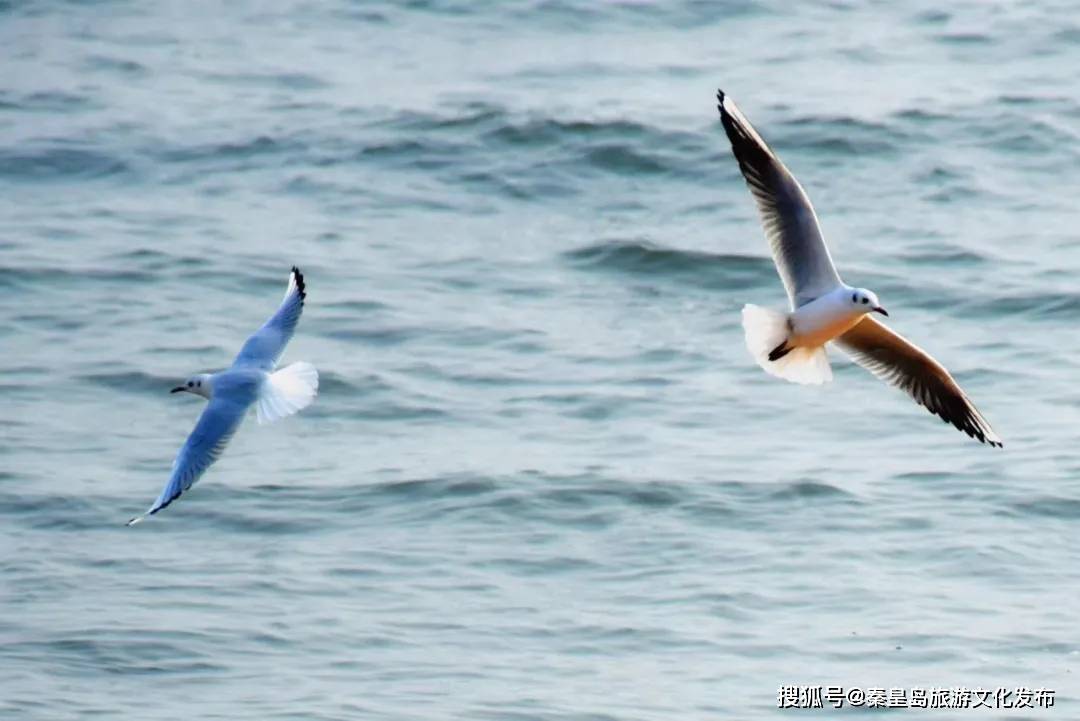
<box><xmin>716</xmin><ymin>90</ymin><xmax>1001</xmax><ymax>447</ymax></box>
<box><xmin>128</xmin><ymin>267</ymin><xmax>320</xmax><ymax>524</ymax></box>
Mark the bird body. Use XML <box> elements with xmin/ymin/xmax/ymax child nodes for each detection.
<box><xmin>788</xmin><ymin>286</ymin><xmax>874</xmax><ymax>349</ymax></box>
<box><xmin>205</xmin><ymin>368</ymin><xmax>262</xmax><ymax>405</ymax></box>
<box><xmin>128</xmin><ymin>267</ymin><xmax>318</xmax><ymax>525</ymax></box>
<box><xmin>717</xmin><ymin>90</ymin><xmax>1001</xmax><ymax>446</ymax></box>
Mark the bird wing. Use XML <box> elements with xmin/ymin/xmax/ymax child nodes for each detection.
<box><xmin>834</xmin><ymin>316</ymin><xmax>1002</xmax><ymax>447</ymax></box>
<box><xmin>717</xmin><ymin>90</ymin><xmax>842</xmax><ymax>307</ymax></box>
<box><xmin>232</xmin><ymin>267</ymin><xmax>307</xmax><ymax>371</ymax></box>
<box><xmin>127</xmin><ymin>396</ymin><xmax>247</xmax><ymax>524</ymax></box>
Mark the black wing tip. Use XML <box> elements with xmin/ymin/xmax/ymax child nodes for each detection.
<box><xmin>126</xmin><ymin>502</ymin><xmax>166</xmax><ymax>526</ymax></box>
<box><xmin>937</xmin><ymin>407</ymin><xmax>1003</xmax><ymax>448</ymax></box>
<box><xmin>714</xmin><ymin>89</ymin><xmax>767</xmax><ymax>163</ymax></box>
<box><xmin>290</xmin><ymin>266</ymin><xmax>307</xmax><ymax>303</ymax></box>
<box><xmin>970</xmin><ymin>428</ymin><xmax>1004</xmax><ymax>448</ymax></box>
<box><xmin>962</xmin><ymin>406</ymin><xmax>1003</xmax><ymax>449</ymax></box>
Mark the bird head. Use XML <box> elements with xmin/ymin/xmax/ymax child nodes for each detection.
<box><xmin>171</xmin><ymin>373</ymin><xmax>214</xmax><ymax>398</ymax></box>
<box><xmin>850</xmin><ymin>288</ymin><xmax>888</xmax><ymax>317</ymax></box>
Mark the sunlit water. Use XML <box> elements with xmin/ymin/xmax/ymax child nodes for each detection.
<box><xmin>2</xmin><ymin>1</ymin><xmax>1078</xmax><ymax>719</ymax></box>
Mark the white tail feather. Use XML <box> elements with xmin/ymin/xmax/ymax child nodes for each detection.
<box><xmin>741</xmin><ymin>304</ymin><xmax>832</xmax><ymax>385</ymax></box>
<box><xmin>257</xmin><ymin>361</ymin><xmax>319</xmax><ymax>424</ymax></box>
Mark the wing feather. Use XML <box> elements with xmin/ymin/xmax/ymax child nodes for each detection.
<box><xmin>233</xmin><ymin>267</ymin><xmax>307</xmax><ymax>370</ymax></box>
<box><xmin>717</xmin><ymin>90</ymin><xmax>842</xmax><ymax>307</ymax></box>
<box><xmin>835</xmin><ymin>316</ymin><xmax>1002</xmax><ymax>447</ymax></box>
<box><xmin>127</xmin><ymin>397</ymin><xmax>247</xmax><ymax>524</ymax></box>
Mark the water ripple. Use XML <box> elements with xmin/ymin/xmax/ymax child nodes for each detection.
<box><xmin>565</xmin><ymin>240</ymin><xmax>775</xmax><ymax>291</ymax></box>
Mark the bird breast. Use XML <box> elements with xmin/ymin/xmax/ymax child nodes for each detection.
<box><xmin>790</xmin><ymin>293</ymin><xmax>864</xmax><ymax>348</ymax></box>
<box><xmin>212</xmin><ymin>369</ymin><xmax>265</xmax><ymax>405</ymax></box>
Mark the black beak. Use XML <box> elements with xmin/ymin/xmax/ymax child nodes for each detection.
<box><xmin>170</xmin><ymin>386</ymin><xmax>186</xmax><ymax>393</ymax></box>
<box><xmin>873</xmin><ymin>307</ymin><xmax>889</xmax><ymax>317</ymax></box>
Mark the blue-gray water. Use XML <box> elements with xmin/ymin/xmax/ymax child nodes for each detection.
<box><xmin>2</xmin><ymin>1</ymin><xmax>1078</xmax><ymax>719</ymax></box>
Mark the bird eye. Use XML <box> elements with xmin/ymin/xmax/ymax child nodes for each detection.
<box><xmin>187</xmin><ymin>381</ymin><xmax>193</xmax><ymax>387</ymax></box>
<box><xmin>196</xmin><ymin>381</ymin><xmax>201</xmax><ymax>387</ymax></box>
<box><xmin>862</xmin><ymin>298</ymin><xmax>869</xmax><ymax>304</ymax></box>
<box><xmin>852</xmin><ymin>293</ymin><xmax>857</xmax><ymax>303</ymax></box>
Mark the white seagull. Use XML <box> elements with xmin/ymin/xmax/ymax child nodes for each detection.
<box><xmin>128</xmin><ymin>267</ymin><xmax>320</xmax><ymax>524</ymax></box>
<box><xmin>716</xmin><ymin>90</ymin><xmax>1001</xmax><ymax>447</ymax></box>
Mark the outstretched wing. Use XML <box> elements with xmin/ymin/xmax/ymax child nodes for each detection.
<box><xmin>127</xmin><ymin>397</ymin><xmax>247</xmax><ymax>524</ymax></box>
<box><xmin>717</xmin><ymin>90</ymin><xmax>842</xmax><ymax>307</ymax></box>
<box><xmin>233</xmin><ymin>267</ymin><xmax>307</xmax><ymax>371</ymax></box>
<box><xmin>835</xmin><ymin>316</ymin><xmax>1002</xmax><ymax>447</ymax></box>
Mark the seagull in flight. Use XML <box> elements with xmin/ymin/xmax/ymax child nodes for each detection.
<box><xmin>128</xmin><ymin>267</ymin><xmax>320</xmax><ymax>524</ymax></box>
<box><xmin>716</xmin><ymin>90</ymin><xmax>1001</xmax><ymax>447</ymax></box>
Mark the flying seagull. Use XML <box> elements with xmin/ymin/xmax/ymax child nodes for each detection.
<box><xmin>128</xmin><ymin>267</ymin><xmax>320</xmax><ymax>524</ymax></box>
<box><xmin>716</xmin><ymin>90</ymin><xmax>1001</xmax><ymax>447</ymax></box>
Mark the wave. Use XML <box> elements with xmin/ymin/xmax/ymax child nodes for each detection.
<box><xmin>361</xmin><ymin>106</ymin><xmax>710</xmax><ymax>185</ymax></box>
<box><xmin>773</xmin><ymin>114</ymin><xmax>910</xmax><ymax>156</ymax></box>
<box><xmin>3</xmin><ymin>636</ymin><xmax>226</xmax><ymax>676</ymax></box>
<box><xmin>0</xmin><ymin>490</ymin><xmax>106</xmax><ymax>531</ymax></box>
<box><xmin>85</xmin><ymin>55</ymin><xmax>148</xmax><ymax>76</ymax></box>
<box><xmin>767</xmin><ymin>480</ymin><xmax>859</xmax><ymax>502</ymax></box>
<box><xmin>899</xmin><ymin>245</ymin><xmax>989</xmax><ymax>266</ymax></box>
<box><xmin>584</xmin><ymin>144</ymin><xmax>672</xmax><ymax>174</ymax></box>
<box><xmin>77</xmin><ymin>370</ymin><xmax>192</xmax><ymax>395</ymax></box>
<box><xmin>0</xmin><ymin>90</ymin><xmax>96</xmax><ymax>113</ymax></box>
<box><xmin>199</xmin><ymin>71</ymin><xmax>328</xmax><ymax>90</ymax></box>
<box><xmin>0</xmin><ymin>265</ymin><xmax>156</xmax><ymax>291</ymax></box>
<box><xmin>398</xmin><ymin>0</ymin><xmax>762</xmax><ymax>29</ymax></box>
<box><xmin>154</xmin><ymin>134</ymin><xmax>301</xmax><ymax>166</ymax></box>
<box><xmin>296</xmin><ymin>474</ymin><xmax>862</xmax><ymax>529</ymax></box>
<box><xmin>964</xmin><ymin>290</ymin><xmax>1080</xmax><ymax>320</ymax></box>
<box><xmin>1010</xmin><ymin>496</ymin><xmax>1080</xmax><ymax>519</ymax></box>
<box><xmin>0</xmin><ymin>145</ymin><xmax>129</xmax><ymax>181</ymax></box>
<box><xmin>565</xmin><ymin>239</ymin><xmax>776</xmax><ymax>291</ymax></box>
<box><xmin>935</xmin><ymin>31</ymin><xmax>993</xmax><ymax>45</ymax></box>
<box><xmin>384</xmin><ymin>103</ymin><xmax>507</xmax><ymax>133</ymax></box>
<box><xmin>485</xmin><ymin>116</ymin><xmax>654</xmax><ymax>146</ymax></box>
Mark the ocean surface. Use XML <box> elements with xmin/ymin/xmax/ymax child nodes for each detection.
<box><xmin>2</xmin><ymin>1</ymin><xmax>1079</xmax><ymax>718</ymax></box>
